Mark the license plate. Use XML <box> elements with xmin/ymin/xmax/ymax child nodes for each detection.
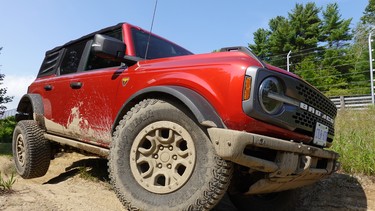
<box><xmin>313</xmin><ymin>122</ymin><xmax>328</xmax><ymax>146</ymax></box>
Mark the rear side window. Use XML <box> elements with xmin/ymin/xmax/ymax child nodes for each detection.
<box><xmin>59</xmin><ymin>41</ymin><xmax>87</xmax><ymax>75</ymax></box>
<box><xmin>41</xmin><ymin>27</ymin><xmax>124</xmax><ymax>76</ymax></box>
<box><xmin>38</xmin><ymin>50</ymin><xmax>63</xmax><ymax>77</ymax></box>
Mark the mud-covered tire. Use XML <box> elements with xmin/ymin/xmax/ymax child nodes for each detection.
<box><xmin>12</xmin><ymin>120</ymin><xmax>51</xmax><ymax>179</ymax></box>
<box><xmin>230</xmin><ymin>189</ymin><xmax>300</xmax><ymax>211</ymax></box>
<box><xmin>109</xmin><ymin>99</ymin><xmax>233</xmax><ymax>211</ymax></box>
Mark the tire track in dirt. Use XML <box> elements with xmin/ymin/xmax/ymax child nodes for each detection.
<box><xmin>1</xmin><ymin>153</ymin><xmax>123</xmax><ymax>211</ymax></box>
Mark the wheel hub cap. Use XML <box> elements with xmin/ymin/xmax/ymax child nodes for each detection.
<box><xmin>16</xmin><ymin>134</ymin><xmax>26</xmax><ymax>167</ymax></box>
<box><xmin>130</xmin><ymin>121</ymin><xmax>196</xmax><ymax>194</ymax></box>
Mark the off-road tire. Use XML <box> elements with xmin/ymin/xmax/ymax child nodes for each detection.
<box><xmin>230</xmin><ymin>189</ymin><xmax>300</xmax><ymax>211</ymax></box>
<box><xmin>12</xmin><ymin>120</ymin><xmax>51</xmax><ymax>179</ymax></box>
<box><xmin>109</xmin><ymin>99</ymin><xmax>233</xmax><ymax>211</ymax></box>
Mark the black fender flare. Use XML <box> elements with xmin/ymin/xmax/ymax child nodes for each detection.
<box><xmin>112</xmin><ymin>86</ymin><xmax>225</xmax><ymax>133</ymax></box>
<box><xmin>16</xmin><ymin>94</ymin><xmax>45</xmax><ymax>127</ymax></box>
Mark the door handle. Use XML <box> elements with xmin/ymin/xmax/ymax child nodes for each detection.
<box><xmin>44</xmin><ymin>85</ymin><xmax>53</xmax><ymax>91</ymax></box>
<box><xmin>70</xmin><ymin>82</ymin><xmax>83</xmax><ymax>89</ymax></box>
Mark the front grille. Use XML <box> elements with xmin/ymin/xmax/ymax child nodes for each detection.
<box><xmin>293</xmin><ymin>83</ymin><xmax>337</xmax><ymax>142</ymax></box>
<box><xmin>296</xmin><ymin>84</ymin><xmax>337</xmax><ymax>118</ymax></box>
<box><xmin>243</xmin><ymin>67</ymin><xmax>337</xmax><ymax>145</ymax></box>
<box><xmin>292</xmin><ymin>111</ymin><xmax>335</xmax><ymax>141</ymax></box>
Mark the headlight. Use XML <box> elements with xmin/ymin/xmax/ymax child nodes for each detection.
<box><xmin>259</xmin><ymin>77</ymin><xmax>284</xmax><ymax>114</ymax></box>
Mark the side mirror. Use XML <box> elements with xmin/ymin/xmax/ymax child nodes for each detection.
<box><xmin>92</xmin><ymin>34</ymin><xmax>126</xmax><ymax>62</ymax></box>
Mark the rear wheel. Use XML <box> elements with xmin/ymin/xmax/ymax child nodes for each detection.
<box><xmin>12</xmin><ymin>120</ymin><xmax>51</xmax><ymax>179</ymax></box>
<box><xmin>109</xmin><ymin>99</ymin><xmax>233</xmax><ymax>210</ymax></box>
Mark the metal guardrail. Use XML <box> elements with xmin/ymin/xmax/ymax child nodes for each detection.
<box><xmin>330</xmin><ymin>95</ymin><xmax>374</xmax><ymax>109</ymax></box>
<box><xmin>0</xmin><ymin>108</ymin><xmax>16</xmax><ymax>119</ymax></box>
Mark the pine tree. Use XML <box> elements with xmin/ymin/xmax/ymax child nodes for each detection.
<box><xmin>318</xmin><ymin>3</ymin><xmax>353</xmax><ymax>95</ymax></box>
<box><xmin>267</xmin><ymin>16</ymin><xmax>295</xmax><ymax>67</ymax></box>
<box><xmin>248</xmin><ymin>28</ymin><xmax>271</xmax><ymax>61</ymax></box>
<box><xmin>288</xmin><ymin>3</ymin><xmax>321</xmax><ymax>51</ymax></box>
<box><xmin>248</xmin><ymin>2</ymin><xmax>355</xmax><ymax>95</ymax></box>
<box><xmin>361</xmin><ymin>0</ymin><xmax>375</xmax><ymax>26</ymax></box>
<box><xmin>321</xmin><ymin>3</ymin><xmax>352</xmax><ymax>48</ymax></box>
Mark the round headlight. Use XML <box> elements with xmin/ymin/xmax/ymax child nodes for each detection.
<box><xmin>259</xmin><ymin>77</ymin><xmax>283</xmax><ymax>114</ymax></box>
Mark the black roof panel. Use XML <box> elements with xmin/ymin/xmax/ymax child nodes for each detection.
<box><xmin>46</xmin><ymin>23</ymin><xmax>124</xmax><ymax>55</ymax></box>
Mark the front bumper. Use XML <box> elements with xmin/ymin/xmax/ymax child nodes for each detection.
<box><xmin>208</xmin><ymin>128</ymin><xmax>340</xmax><ymax>194</ymax></box>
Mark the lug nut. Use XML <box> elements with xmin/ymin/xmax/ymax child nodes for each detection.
<box><xmin>153</xmin><ymin>154</ymin><xmax>158</xmax><ymax>159</ymax></box>
<box><xmin>172</xmin><ymin>155</ymin><xmax>177</xmax><ymax>160</ymax></box>
<box><xmin>157</xmin><ymin>163</ymin><xmax>162</xmax><ymax>168</ymax></box>
<box><xmin>169</xmin><ymin>146</ymin><xmax>173</xmax><ymax>151</ymax></box>
<box><xmin>159</xmin><ymin>146</ymin><xmax>164</xmax><ymax>151</ymax></box>
<box><xmin>167</xmin><ymin>164</ymin><xmax>172</xmax><ymax>169</ymax></box>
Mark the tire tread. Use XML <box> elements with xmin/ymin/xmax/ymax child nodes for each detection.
<box><xmin>13</xmin><ymin>120</ymin><xmax>50</xmax><ymax>179</ymax></box>
<box><xmin>109</xmin><ymin>99</ymin><xmax>233</xmax><ymax>211</ymax></box>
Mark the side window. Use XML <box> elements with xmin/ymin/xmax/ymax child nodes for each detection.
<box><xmin>132</xmin><ymin>28</ymin><xmax>193</xmax><ymax>59</ymax></box>
<box><xmin>38</xmin><ymin>49</ymin><xmax>63</xmax><ymax>77</ymax></box>
<box><xmin>85</xmin><ymin>29</ymin><xmax>123</xmax><ymax>71</ymax></box>
<box><xmin>60</xmin><ymin>41</ymin><xmax>87</xmax><ymax>75</ymax></box>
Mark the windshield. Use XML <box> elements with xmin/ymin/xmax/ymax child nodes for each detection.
<box><xmin>132</xmin><ymin>28</ymin><xmax>193</xmax><ymax>60</ymax></box>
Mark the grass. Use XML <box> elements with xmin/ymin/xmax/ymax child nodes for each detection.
<box><xmin>76</xmin><ymin>159</ymin><xmax>109</xmax><ymax>183</ymax></box>
<box><xmin>78</xmin><ymin>166</ymin><xmax>98</xmax><ymax>182</ymax></box>
<box><xmin>0</xmin><ymin>171</ymin><xmax>16</xmax><ymax>193</ymax></box>
<box><xmin>0</xmin><ymin>143</ymin><xmax>16</xmax><ymax>194</ymax></box>
<box><xmin>332</xmin><ymin>106</ymin><xmax>375</xmax><ymax>176</ymax></box>
<box><xmin>0</xmin><ymin>143</ymin><xmax>12</xmax><ymax>156</ymax></box>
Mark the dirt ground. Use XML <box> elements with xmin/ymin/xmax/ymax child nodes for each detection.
<box><xmin>0</xmin><ymin>152</ymin><xmax>374</xmax><ymax>211</ymax></box>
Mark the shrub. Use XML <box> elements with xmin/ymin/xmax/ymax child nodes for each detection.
<box><xmin>0</xmin><ymin>116</ymin><xmax>16</xmax><ymax>143</ymax></box>
<box><xmin>0</xmin><ymin>171</ymin><xmax>16</xmax><ymax>193</ymax></box>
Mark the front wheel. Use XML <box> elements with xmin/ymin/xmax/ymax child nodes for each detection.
<box><xmin>109</xmin><ymin>99</ymin><xmax>232</xmax><ymax>210</ymax></box>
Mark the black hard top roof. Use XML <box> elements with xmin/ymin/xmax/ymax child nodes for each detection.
<box><xmin>46</xmin><ymin>23</ymin><xmax>124</xmax><ymax>55</ymax></box>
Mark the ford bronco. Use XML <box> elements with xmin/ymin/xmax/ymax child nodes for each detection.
<box><xmin>13</xmin><ymin>23</ymin><xmax>339</xmax><ymax>210</ymax></box>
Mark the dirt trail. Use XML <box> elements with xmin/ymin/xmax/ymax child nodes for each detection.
<box><xmin>1</xmin><ymin>152</ymin><xmax>374</xmax><ymax>211</ymax></box>
<box><xmin>0</xmin><ymin>153</ymin><xmax>123</xmax><ymax>211</ymax></box>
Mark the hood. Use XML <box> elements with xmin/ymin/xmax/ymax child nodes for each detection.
<box><xmin>265</xmin><ymin>63</ymin><xmax>301</xmax><ymax>79</ymax></box>
<box><xmin>134</xmin><ymin>51</ymin><xmax>265</xmax><ymax>72</ymax></box>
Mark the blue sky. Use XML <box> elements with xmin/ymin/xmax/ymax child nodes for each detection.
<box><xmin>0</xmin><ymin>0</ymin><xmax>369</xmax><ymax>109</ymax></box>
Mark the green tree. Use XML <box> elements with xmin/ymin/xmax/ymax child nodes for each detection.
<box><xmin>288</xmin><ymin>3</ymin><xmax>321</xmax><ymax>51</ymax></box>
<box><xmin>0</xmin><ymin>47</ymin><xmax>13</xmax><ymax>115</ymax></box>
<box><xmin>321</xmin><ymin>3</ymin><xmax>352</xmax><ymax>48</ymax></box>
<box><xmin>346</xmin><ymin>0</ymin><xmax>375</xmax><ymax>95</ymax></box>
<box><xmin>320</xmin><ymin>49</ymin><xmax>350</xmax><ymax>95</ymax></box>
<box><xmin>248</xmin><ymin>28</ymin><xmax>271</xmax><ymax>61</ymax></box>
<box><xmin>318</xmin><ymin>3</ymin><xmax>353</xmax><ymax>95</ymax></box>
<box><xmin>0</xmin><ymin>116</ymin><xmax>16</xmax><ymax>143</ymax></box>
<box><xmin>248</xmin><ymin>2</ymin><xmax>355</xmax><ymax>95</ymax></box>
<box><xmin>268</xmin><ymin>16</ymin><xmax>295</xmax><ymax>67</ymax></box>
<box><xmin>294</xmin><ymin>56</ymin><xmax>319</xmax><ymax>85</ymax></box>
<box><xmin>249</xmin><ymin>3</ymin><xmax>322</xmax><ymax>70</ymax></box>
<box><xmin>287</xmin><ymin>3</ymin><xmax>321</xmax><ymax>72</ymax></box>
<box><xmin>347</xmin><ymin>29</ymin><xmax>371</xmax><ymax>95</ymax></box>
<box><xmin>361</xmin><ymin>0</ymin><xmax>375</xmax><ymax>25</ymax></box>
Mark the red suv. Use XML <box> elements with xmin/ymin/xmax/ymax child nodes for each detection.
<box><xmin>13</xmin><ymin>23</ymin><xmax>339</xmax><ymax>210</ymax></box>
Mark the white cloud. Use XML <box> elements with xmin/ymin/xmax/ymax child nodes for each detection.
<box><xmin>1</xmin><ymin>75</ymin><xmax>36</xmax><ymax>110</ymax></box>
